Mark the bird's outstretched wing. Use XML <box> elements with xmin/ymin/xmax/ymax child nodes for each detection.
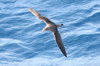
<box><xmin>53</xmin><ymin>29</ymin><xmax>67</xmax><ymax>57</ymax></box>
<box><xmin>28</xmin><ymin>8</ymin><xmax>53</xmax><ymax>24</ymax></box>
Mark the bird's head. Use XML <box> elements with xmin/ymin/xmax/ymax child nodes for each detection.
<box><xmin>61</xmin><ymin>24</ymin><xmax>63</xmax><ymax>26</ymax></box>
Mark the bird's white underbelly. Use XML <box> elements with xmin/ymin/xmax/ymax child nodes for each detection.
<box><xmin>46</xmin><ymin>27</ymin><xmax>55</xmax><ymax>32</ymax></box>
<box><xmin>43</xmin><ymin>24</ymin><xmax>56</xmax><ymax>32</ymax></box>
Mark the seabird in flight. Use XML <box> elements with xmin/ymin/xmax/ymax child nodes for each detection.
<box><xmin>28</xmin><ymin>8</ymin><xmax>67</xmax><ymax>57</ymax></box>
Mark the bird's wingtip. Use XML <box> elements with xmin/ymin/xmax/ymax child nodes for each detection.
<box><xmin>28</xmin><ymin>8</ymin><xmax>32</xmax><ymax>11</ymax></box>
<box><xmin>64</xmin><ymin>54</ymin><xmax>67</xmax><ymax>57</ymax></box>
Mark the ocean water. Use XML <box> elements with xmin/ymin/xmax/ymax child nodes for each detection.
<box><xmin>0</xmin><ymin>0</ymin><xmax>100</xmax><ymax>66</ymax></box>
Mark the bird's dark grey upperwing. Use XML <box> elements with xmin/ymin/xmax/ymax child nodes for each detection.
<box><xmin>28</xmin><ymin>8</ymin><xmax>53</xmax><ymax>24</ymax></box>
<box><xmin>53</xmin><ymin>29</ymin><xmax>67</xmax><ymax>57</ymax></box>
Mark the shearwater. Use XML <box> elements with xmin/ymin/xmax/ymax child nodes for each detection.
<box><xmin>28</xmin><ymin>8</ymin><xmax>67</xmax><ymax>57</ymax></box>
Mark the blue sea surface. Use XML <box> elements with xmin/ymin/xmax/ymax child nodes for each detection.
<box><xmin>0</xmin><ymin>0</ymin><xmax>100</xmax><ymax>66</ymax></box>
